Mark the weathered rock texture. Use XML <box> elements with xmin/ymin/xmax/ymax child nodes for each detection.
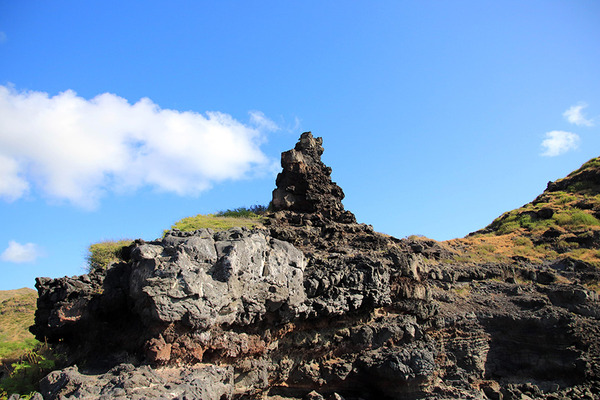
<box><xmin>31</xmin><ymin>133</ymin><xmax>600</xmax><ymax>400</ymax></box>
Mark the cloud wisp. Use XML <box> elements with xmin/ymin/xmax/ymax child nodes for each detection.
<box><xmin>0</xmin><ymin>240</ymin><xmax>42</xmax><ymax>263</ymax></box>
<box><xmin>563</xmin><ymin>103</ymin><xmax>594</xmax><ymax>127</ymax></box>
<box><xmin>540</xmin><ymin>130</ymin><xmax>580</xmax><ymax>157</ymax></box>
<box><xmin>0</xmin><ymin>86</ymin><xmax>277</xmax><ymax>208</ymax></box>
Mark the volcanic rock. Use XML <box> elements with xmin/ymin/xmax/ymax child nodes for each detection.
<box><xmin>29</xmin><ymin>134</ymin><xmax>600</xmax><ymax>400</ymax></box>
<box><xmin>271</xmin><ymin>131</ymin><xmax>355</xmax><ymax>224</ymax></box>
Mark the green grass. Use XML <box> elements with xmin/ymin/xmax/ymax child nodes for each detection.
<box><xmin>0</xmin><ymin>340</ymin><xmax>38</xmax><ymax>361</ymax></box>
<box><xmin>0</xmin><ymin>289</ymin><xmax>38</xmax><ymax>361</ymax></box>
<box><xmin>555</xmin><ymin>193</ymin><xmax>576</xmax><ymax>205</ymax></box>
<box><xmin>490</xmin><ymin>211</ymin><xmax>554</xmax><ymax>234</ymax></box>
<box><xmin>553</xmin><ymin>210</ymin><xmax>600</xmax><ymax>227</ymax></box>
<box><xmin>487</xmin><ymin>188</ymin><xmax>600</xmax><ymax>235</ymax></box>
<box><xmin>86</xmin><ymin>240</ymin><xmax>133</xmax><ymax>272</ymax></box>
<box><xmin>0</xmin><ymin>289</ymin><xmax>52</xmax><ymax>398</ymax></box>
<box><xmin>170</xmin><ymin>214</ymin><xmax>265</xmax><ymax>232</ymax></box>
<box><xmin>169</xmin><ymin>206</ymin><xmax>267</xmax><ymax>233</ymax></box>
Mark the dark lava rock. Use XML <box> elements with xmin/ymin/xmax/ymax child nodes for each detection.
<box><xmin>30</xmin><ymin>134</ymin><xmax>600</xmax><ymax>400</ymax></box>
<box><xmin>271</xmin><ymin>131</ymin><xmax>356</xmax><ymax>224</ymax></box>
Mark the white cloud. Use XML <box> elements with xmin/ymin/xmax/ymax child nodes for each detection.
<box><xmin>0</xmin><ymin>32</ymin><xmax>6</xmax><ymax>44</ymax></box>
<box><xmin>540</xmin><ymin>130</ymin><xmax>580</xmax><ymax>157</ymax></box>
<box><xmin>1</xmin><ymin>241</ymin><xmax>41</xmax><ymax>263</ymax></box>
<box><xmin>249</xmin><ymin>110</ymin><xmax>279</xmax><ymax>132</ymax></box>
<box><xmin>563</xmin><ymin>102</ymin><xmax>594</xmax><ymax>127</ymax></box>
<box><xmin>0</xmin><ymin>154</ymin><xmax>29</xmax><ymax>201</ymax></box>
<box><xmin>0</xmin><ymin>86</ymin><xmax>277</xmax><ymax>208</ymax></box>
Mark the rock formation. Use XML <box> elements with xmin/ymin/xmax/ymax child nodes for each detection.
<box><xmin>271</xmin><ymin>132</ymin><xmax>354</xmax><ymax>222</ymax></box>
<box><xmin>30</xmin><ymin>133</ymin><xmax>600</xmax><ymax>399</ymax></box>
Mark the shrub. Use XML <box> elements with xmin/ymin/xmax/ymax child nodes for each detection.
<box><xmin>215</xmin><ymin>205</ymin><xmax>265</xmax><ymax>218</ymax></box>
<box><xmin>86</xmin><ymin>240</ymin><xmax>133</xmax><ymax>272</ymax></box>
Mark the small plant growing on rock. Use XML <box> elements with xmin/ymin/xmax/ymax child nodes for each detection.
<box><xmin>86</xmin><ymin>240</ymin><xmax>133</xmax><ymax>272</ymax></box>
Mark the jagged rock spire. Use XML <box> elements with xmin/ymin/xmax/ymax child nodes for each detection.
<box><xmin>271</xmin><ymin>132</ymin><xmax>356</xmax><ymax>223</ymax></box>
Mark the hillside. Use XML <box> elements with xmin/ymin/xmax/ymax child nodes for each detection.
<box><xmin>10</xmin><ymin>135</ymin><xmax>600</xmax><ymax>399</ymax></box>
<box><xmin>0</xmin><ymin>288</ymin><xmax>38</xmax><ymax>360</ymax></box>
<box><xmin>438</xmin><ymin>157</ymin><xmax>600</xmax><ymax>274</ymax></box>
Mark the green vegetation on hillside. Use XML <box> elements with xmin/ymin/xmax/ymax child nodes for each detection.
<box><xmin>487</xmin><ymin>193</ymin><xmax>600</xmax><ymax>235</ymax></box>
<box><xmin>0</xmin><ymin>289</ymin><xmax>38</xmax><ymax>360</ymax></box>
<box><xmin>0</xmin><ymin>289</ymin><xmax>61</xmax><ymax>398</ymax></box>
<box><xmin>457</xmin><ymin>157</ymin><xmax>600</xmax><ymax>268</ymax></box>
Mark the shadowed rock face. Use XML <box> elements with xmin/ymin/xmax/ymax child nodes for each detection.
<box><xmin>31</xmin><ymin>134</ymin><xmax>600</xmax><ymax>400</ymax></box>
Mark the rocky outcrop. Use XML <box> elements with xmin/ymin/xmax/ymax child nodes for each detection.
<box><xmin>546</xmin><ymin>158</ymin><xmax>600</xmax><ymax>193</ymax></box>
<box><xmin>40</xmin><ymin>364</ymin><xmax>233</xmax><ymax>400</ymax></box>
<box><xmin>30</xmin><ymin>133</ymin><xmax>600</xmax><ymax>400</ymax></box>
<box><xmin>32</xmin><ymin>228</ymin><xmax>306</xmax><ymax>368</ymax></box>
<box><xmin>272</xmin><ymin>132</ymin><xmax>355</xmax><ymax>224</ymax></box>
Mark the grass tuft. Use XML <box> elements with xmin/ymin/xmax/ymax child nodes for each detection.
<box><xmin>169</xmin><ymin>206</ymin><xmax>268</xmax><ymax>233</ymax></box>
<box><xmin>86</xmin><ymin>240</ymin><xmax>133</xmax><ymax>272</ymax></box>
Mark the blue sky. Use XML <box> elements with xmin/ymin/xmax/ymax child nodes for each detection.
<box><xmin>1</xmin><ymin>1</ymin><xmax>599</xmax><ymax>289</ymax></box>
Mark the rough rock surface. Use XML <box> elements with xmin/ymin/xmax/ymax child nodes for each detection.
<box><xmin>40</xmin><ymin>363</ymin><xmax>233</xmax><ymax>400</ymax></box>
<box><xmin>32</xmin><ymin>228</ymin><xmax>306</xmax><ymax>369</ymax></box>
<box><xmin>31</xmin><ymin>133</ymin><xmax>600</xmax><ymax>399</ymax></box>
